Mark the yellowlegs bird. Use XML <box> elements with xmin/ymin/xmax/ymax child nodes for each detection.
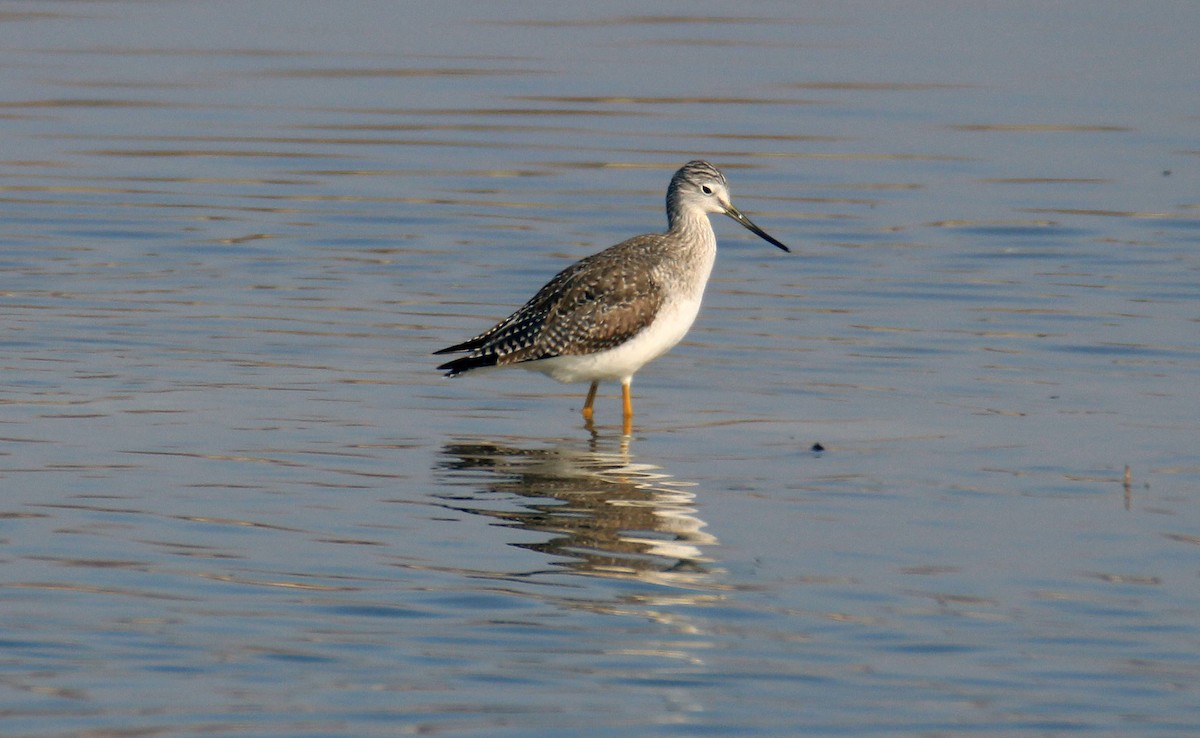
<box><xmin>435</xmin><ymin>160</ymin><xmax>789</xmax><ymax>433</ymax></box>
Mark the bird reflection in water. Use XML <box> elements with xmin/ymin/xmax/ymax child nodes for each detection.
<box><xmin>436</xmin><ymin>435</ymin><xmax>719</xmax><ymax>589</ymax></box>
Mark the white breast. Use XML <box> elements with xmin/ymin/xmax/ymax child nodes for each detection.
<box><xmin>529</xmin><ymin>254</ymin><xmax>715</xmax><ymax>385</ymax></box>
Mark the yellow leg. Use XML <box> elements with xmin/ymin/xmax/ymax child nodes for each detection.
<box><xmin>621</xmin><ymin>379</ymin><xmax>633</xmax><ymax>435</ymax></box>
<box><xmin>581</xmin><ymin>381</ymin><xmax>599</xmax><ymax>422</ymax></box>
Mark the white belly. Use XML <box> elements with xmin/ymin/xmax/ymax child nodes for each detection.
<box><xmin>526</xmin><ymin>293</ymin><xmax>705</xmax><ymax>384</ymax></box>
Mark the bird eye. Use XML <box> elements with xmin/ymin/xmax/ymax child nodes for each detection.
<box><xmin>701</xmin><ymin>185</ymin><xmax>714</xmax><ymax>195</ymax></box>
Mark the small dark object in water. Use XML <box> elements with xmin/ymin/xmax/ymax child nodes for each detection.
<box><xmin>811</xmin><ymin>442</ymin><xmax>825</xmax><ymax>453</ymax></box>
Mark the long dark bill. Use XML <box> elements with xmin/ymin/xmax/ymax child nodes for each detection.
<box><xmin>724</xmin><ymin>204</ymin><xmax>790</xmax><ymax>253</ymax></box>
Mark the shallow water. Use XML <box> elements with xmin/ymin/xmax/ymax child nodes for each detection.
<box><xmin>3</xmin><ymin>2</ymin><xmax>1200</xmax><ymax>736</ymax></box>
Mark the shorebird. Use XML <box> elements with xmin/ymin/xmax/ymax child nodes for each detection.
<box><xmin>435</xmin><ymin>160</ymin><xmax>789</xmax><ymax>433</ymax></box>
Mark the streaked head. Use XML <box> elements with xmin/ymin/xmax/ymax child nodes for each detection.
<box><xmin>666</xmin><ymin>160</ymin><xmax>730</xmax><ymax>220</ymax></box>
<box><xmin>666</xmin><ymin>160</ymin><xmax>790</xmax><ymax>253</ymax></box>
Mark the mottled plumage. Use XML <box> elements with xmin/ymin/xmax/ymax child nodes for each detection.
<box><xmin>435</xmin><ymin>161</ymin><xmax>789</xmax><ymax>431</ymax></box>
<box><xmin>435</xmin><ymin>236</ymin><xmax>668</xmax><ymax>375</ymax></box>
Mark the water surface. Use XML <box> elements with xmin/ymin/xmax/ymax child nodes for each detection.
<box><xmin>2</xmin><ymin>2</ymin><xmax>1199</xmax><ymax>736</ymax></box>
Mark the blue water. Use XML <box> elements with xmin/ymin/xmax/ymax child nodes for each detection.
<box><xmin>2</xmin><ymin>2</ymin><xmax>1199</xmax><ymax>736</ymax></box>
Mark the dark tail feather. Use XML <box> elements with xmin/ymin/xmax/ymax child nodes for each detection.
<box><xmin>433</xmin><ymin>336</ymin><xmax>486</xmax><ymax>355</ymax></box>
<box><xmin>437</xmin><ymin>352</ymin><xmax>499</xmax><ymax>377</ymax></box>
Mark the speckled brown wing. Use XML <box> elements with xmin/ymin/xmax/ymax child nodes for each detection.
<box><xmin>435</xmin><ymin>235</ymin><xmax>666</xmax><ymax>376</ymax></box>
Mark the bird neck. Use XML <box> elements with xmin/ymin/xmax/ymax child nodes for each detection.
<box><xmin>666</xmin><ymin>210</ymin><xmax>717</xmax><ymax>253</ymax></box>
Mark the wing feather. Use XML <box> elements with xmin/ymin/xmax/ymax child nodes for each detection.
<box><xmin>435</xmin><ymin>235</ymin><xmax>666</xmax><ymax>375</ymax></box>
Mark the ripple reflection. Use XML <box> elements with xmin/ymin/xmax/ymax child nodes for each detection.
<box><xmin>435</xmin><ymin>435</ymin><xmax>720</xmax><ymax>590</ymax></box>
